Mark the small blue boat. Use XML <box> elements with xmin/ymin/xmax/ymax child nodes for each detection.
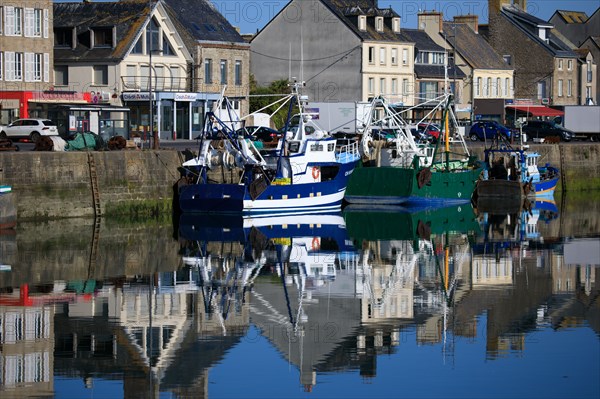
<box><xmin>178</xmin><ymin>84</ymin><xmax>360</xmax><ymax>215</ymax></box>
<box><xmin>476</xmin><ymin>143</ymin><xmax>560</xmax><ymax>200</ymax></box>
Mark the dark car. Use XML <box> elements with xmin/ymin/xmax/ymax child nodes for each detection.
<box><xmin>469</xmin><ymin>120</ymin><xmax>512</xmax><ymax>141</ymax></box>
<box><xmin>521</xmin><ymin>120</ymin><xmax>574</xmax><ymax>142</ymax></box>
<box><xmin>237</xmin><ymin>126</ymin><xmax>282</xmax><ymax>142</ymax></box>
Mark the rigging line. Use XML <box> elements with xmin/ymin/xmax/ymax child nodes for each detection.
<box><xmin>249</xmin><ymin>45</ymin><xmax>361</xmax><ymax>62</ymax></box>
<box><xmin>304</xmin><ymin>46</ymin><xmax>362</xmax><ymax>83</ymax></box>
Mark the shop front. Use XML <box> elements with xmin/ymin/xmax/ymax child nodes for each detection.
<box><xmin>123</xmin><ymin>92</ymin><xmax>221</xmax><ymax>140</ymax></box>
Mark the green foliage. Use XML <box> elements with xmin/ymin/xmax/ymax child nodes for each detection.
<box><xmin>249</xmin><ymin>76</ymin><xmax>299</xmax><ymax>129</ymax></box>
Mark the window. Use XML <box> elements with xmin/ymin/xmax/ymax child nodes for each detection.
<box><xmin>567</xmin><ymin>79</ymin><xmax>572</xmax><ymax>96</ymax></box>
<box><xmin>0</xmin><ymin>53</ymin><xmax>3</xmax><ymax>80</ymax></box>
<box><xmin>416</xmin><ymin>52</ymin><xmax>426</xmax><ymax>64</ymax></box>
<box><xmin>5</xmin><ymin>7</ymin><xmax>23</xmax><ymax>36</ymax></box>
<box><xmin>24</xmin><ymin>53</ymin><xmax>42</xmax><ymax>81</ymax></box>
<box><xmin>476</xmin><ymin>77</ymin><xmax>482</xmax><ymax>96</ymax></box>
<box><xmin>392</xmin><ymin>17</ymin><xmax>400</xmax><ymax>33</ymax></box>
<box><xmin>34</xmin><ymin>9</ymin><xmax>42</xmax><ymax>37</ymax></box>
<box><xmin>55</xmin><ymin>65</ymin><xmax>68</xmax><ymax>85</ymax></box>
<box><xmin>55</xmin><ymin>28</ymin><xmax>72</xmax><ymax>47</ymax></box>
<box><xmin>495</xmin><ymin>78</ymin><xmax>501</xmax><ymax>96</ymax></box>
<box><xmin>403</xmin><ymin>78</ymin><xmax>409</xmax><ymax>95</ymax></box>
<box><xmin>93</xmin><ymin>65</ymin><xmax>108</xmax><ymax>85</ymax></box>
<box><xmin>358</xmin><ymin>16</ymin><xmax>366</xmax><ymax>31</ymax></box>
<box><xmin>235</xmin><ymin>60</ymin><xmax>242</xmax><ymax>86</ymax></box>
<box><xmin>131</xmin><ymin>36</ymin><xmax>143</xmax><ymax>54</ymax></box>
<box><xmin>170</xmin><ymin>66</ymin><xmax>180</xmax><ymax>89</ymax></box>
<box><xmin>486</xmin><ymin>77</ymin><xmax>491</xmax><ymax>96</ymax></box>
<box><xmin>368</xmin><ymin>46</ymin><xmax>375</xmax><ymax>64</ymax></box>
<box><xmin>162</xmin><ymin>33</ymin><xmax>175</xmax><ymax>55</ymax></box>
<box><xmin>558</xmin><ymin>79</ymin><xmax>563</xmax><ymax>96</ymax></box>
<box><xmin>420</xmin><ymin>81</ymin><xmax>438</xmax><ymax>100</ymax></box>
<box><xmin>368</xmin><ymin>77</ymin><xmax>374</xmax><ymax>94</ymax></box>
<box><xmin>375</xmin><ymin>17</ymin><xmax>383</xmax><ymax>32</ymax></box>
<box><xmin>505</xmin><ymin>78</ymin><xmax>510</xmax><ymax>96</ymax></box>
<box><xmin>558</xmin><ymin>59</ymin><xmax>563</xmax><ymax>70</ymax></box>
<box><xmin>379</xmin><ymin>47</ymin><xmax>386</xmax><ymax>65</ymax></box>
<box><xmin>0</xmin><ymin>6</ymin><xmax>3</xmax><ymax>35</ymax></box>
<box><xmin>146</xmin><ymin>18</ymin><xmax>159</xmax><ymax>54</ymax></box>
<box><xmin>391</xmin><ymin>48</ymin><xmax>398</xmax><ymax>65</ymax></box>
<box><xmin>503</xmin><ymin>55</ymin><xmax>512</xmax><ymax>65</ymax></box>
<box><xmin>567</xmin><ymin>60</ymin><xmax>573</xmax><ymax>70</ymax></box>
<box><xmin>391</xmin><ymin>78</ymin><xmax>397</xmax><ymax>95</ymax></box>
<box><xmin>4</xmin><ymin>52</ymin><xmax>23</xmax><ymax>81</ymax></box>
<box><xmin>537</xmin><ymin>81</ymin><xmax>546</xmax><ymax>99</ymax></box>
<box><xmin>380</xmin><ymin>78</ymin><xmax>386</xmax><ymax>94</ymax></box>
<box><xmin>94</xmin><ymin>28</ymin><xmax>112</xmax><ymax>47</ymax></box>
<box><xmin>204</xmin><ymin>58</ymin><xmax>212</xmax><ymax>83</ymax></box>
<box><xmin>14</xmin><ymin>52</ymin><xmax>23</xmax><ymax>80</ymax></box>
<box><xmin>587</xmin><ymin>60</ymin><xmax>593</xmax><ymax>82</ymax></box>
<box><xmin>402</xmin><ymin>48</ymin><xmax>408</xmax><ymax>65</ymax></box>
<box><xmin>220</xmin><ymin>59</ymin><xmax>227</xmax><ymax>84</ymax></box>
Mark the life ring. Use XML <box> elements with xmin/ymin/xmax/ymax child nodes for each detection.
<box><xmin>311</xmin><ymin>237</ymin><xmax>320</xmax><ymax>250</ymax></box>
<box><xmin>312</xmin><ymin>166</ymin><xmax>320</xmax><ymax>180</ymax></box>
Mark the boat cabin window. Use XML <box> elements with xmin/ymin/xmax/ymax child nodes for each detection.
<box><xmin>288</xmin><ymin>141</ymin><xmax>300</xmax><ymax>153</ymax></box>
<box><xmin>328</xmin><ymin>143</ymin><xmax>335</xmax><ymax>151</ymax></box>
<box><xmin>310</xmin><ymin>143</ymin><xmax>324</xmax><ymax>151</ymax></box>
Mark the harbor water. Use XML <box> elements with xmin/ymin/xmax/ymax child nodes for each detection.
<box><xmin>0</xmin><ymin>193</ymin><xmax>598</xmax><ymax>399</ymax></box>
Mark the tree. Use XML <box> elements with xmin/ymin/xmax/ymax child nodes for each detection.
<box><xmin>249</xmin><ymin>76</ymin><xmax>298</xmax><ymax>128</ymax></box>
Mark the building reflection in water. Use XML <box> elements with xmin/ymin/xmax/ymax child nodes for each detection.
<box><xmin>0</xmin><ymin>196</ymin><xmax>598</xmax><ymax>397</ymax></box>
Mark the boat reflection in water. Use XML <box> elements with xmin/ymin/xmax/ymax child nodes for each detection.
<box><xmin>0</xmin><ymin>196</ymin><xmax>598</xmax><ymax>398</ymax></box>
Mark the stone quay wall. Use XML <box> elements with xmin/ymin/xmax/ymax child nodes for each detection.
<box><xmin>0</xmin><ymin>144</ymin><xmax>599</xmax><ymax>221</ymax></box>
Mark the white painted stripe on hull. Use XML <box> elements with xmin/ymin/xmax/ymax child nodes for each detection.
<box><xmin>243</xmin><ymin>189</ymin><xmax>346</xmax><ymax>211</ymax></box>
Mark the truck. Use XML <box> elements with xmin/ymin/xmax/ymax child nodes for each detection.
<box><xmin>305</xmin><ymin>102</ymin><xmax>373</xmax><ymax>136</ymax></box>
<box><xmin>558</xmin><ymin>105</ymin><xmax>600</xmax><ymax>141</ymax></box>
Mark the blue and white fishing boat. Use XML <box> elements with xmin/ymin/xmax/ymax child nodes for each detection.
<box><xmin>178</xmin><ymin>83</ymin><xmax>360</xmax><ymax>215</ymax></box>
<box><xmin>476</xmin><ymin>143</ymin><xmax>560</xmax><ymax>200</ymax></box>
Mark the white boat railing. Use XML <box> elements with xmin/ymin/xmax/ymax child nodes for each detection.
<box><xmin>335</xmin><ymin>140</ymin><xmax>361</xmax><ymax>163</ymax></box>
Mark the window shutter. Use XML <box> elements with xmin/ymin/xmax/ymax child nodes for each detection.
<box><xmin>44</xmin><ymin>53</ymin><xmax>49</xmax><ymax>82</ymax></box>
<box><xmin>6</xmin><ymin>52</ymin><xmax>15</xmax><ymax>81</ymax></box>
<box><xmin>5</xmin><ymin>6</ymin><xmax>15</xmax><ymax>36</ymax></box>
<box><xmin>0</xmin><ymin>53</ymin><xmax>3</xmax><ymax>81</ymax></box>
<box><xmin>25</xmin><ymin>52</ymin><xmax>33</xmax><ymax>82</ymax></box>
<box><xmin>43</xmin><ymin>9</ymin><xmax>49</xmax><ymax>38</ymax></box>
<box><xmin>24</xmin><ymin>8</ymin><xmax>33</xmax><ymax>37</ymax></box>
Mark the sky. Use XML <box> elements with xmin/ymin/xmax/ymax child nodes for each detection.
<box><xmin>55</xmin><ymin>0</ymin><xmax>599</xmax><ymax>34</ymax></box>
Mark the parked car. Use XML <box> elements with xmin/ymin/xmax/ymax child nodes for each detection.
<box><xmin>416</xmin><ymin>122</ymin><xmax>441</xmax><ymax>141</ymax></box>
<box><xmin>0</xmin><ymin>118</ymin><xmax>59</xmax><ymax>142</ymax></box>
<box><xmin>237</xmin><ymin>126</ymin><xmax>282</xmax><ymax>142</ymax></box>
<box><xmin>469</xmin><ymin>120</ymin><xmax>512</xmax><ymax>142</ymax></box>
<box><xmin>521</xmin><ymin>120</ymin><xmax>574</xmax><ymax>142</ymax></box>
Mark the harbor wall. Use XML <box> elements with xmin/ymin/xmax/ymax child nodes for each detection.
<box><xmin>0</xmin><ymin>143</ymin><xmax>599</xmax><ymax>220</ymax></box>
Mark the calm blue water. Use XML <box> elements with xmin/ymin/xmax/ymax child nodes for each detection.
<box><xmin>1</xmin><ymin>195</ymin><xmax>598</xmax><ymax>399</ymax></box>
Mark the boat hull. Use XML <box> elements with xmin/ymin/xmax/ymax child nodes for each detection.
<box><xmin>344</xmin><ymin>165</ymin><xmax>482</xmax><ymax>206</ymax></box>
<box><xmin>179</xmin><ymin>162</ymin><xmax>355</xmax><ymax>215</ymax></box>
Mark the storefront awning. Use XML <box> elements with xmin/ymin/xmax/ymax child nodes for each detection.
<box><xmin>506</xmin><ymin>105</ymin><xmax>564</xmax><ymax>117</ymax></box>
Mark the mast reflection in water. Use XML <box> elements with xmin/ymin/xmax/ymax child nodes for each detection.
<box><xmin>0</xmin><ymin>196</ymin><xmax>598</xmax><ymax>398</ymax></box>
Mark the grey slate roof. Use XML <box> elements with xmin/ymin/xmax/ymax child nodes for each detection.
<box><xmin>442</xmin><ymin>22</ymin><xmax>511</xmax><ymax>70</ymax></box>
<box><xmin>162</xmin><ymin>0</ymin><xmax>247</xmax><ymax>44</ymax></box>
<box><xmin>401</xmin><ymin>29</ymin><xmax>443</xmax><ymax>52</ymax></box>
<box><xmin>501</xmin><ymin>6</ymin><xmax>578</xmax><ymax>58</ymax></box>
<box><xmin>321</xmin><ymin>0</ymin><xmax>402</xmax><ymax>42</ymax></box>
<box><xmin>53</xmin><ymin>0</ymin><xmax>151</xmax><ymax>62</ymax></box>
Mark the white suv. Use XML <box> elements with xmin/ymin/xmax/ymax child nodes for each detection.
<box><xmin>0</xmin><ymin>119</ymin><xmax>59</xmax><ymax>142</ymax></box>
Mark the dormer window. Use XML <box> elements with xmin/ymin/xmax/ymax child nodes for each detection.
<box><xmin>375</xmin><ymin>17</ymin><xmax>384</xmax><ymax>32</ymax></box>
<box><xmin>93</xmin><ymin>28</ymin><xmax>113</xmax><ymax>48</ymax></box>
<box><xmin>359</xmin><ymin>15</ymin><xmax>366</xmax><ymax>31</ymax></box>
<box><xmin>54</xmin><ymin>28</ymin><xmax>73</xmax><ymax>47</ymax></box>
<box><xmin>392</xmin><ymin>17</ymin><xmax>400</xmax><ymax>33</ymax></box>
<box><xmin>538</xmin><ymin>27</ymin><xmax>547</xmax><ymax>41</ymax></box>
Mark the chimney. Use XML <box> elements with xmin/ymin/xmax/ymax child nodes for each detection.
<box><xmin>489</xmin><ymin>0</ymin><xmax>527</xmax><ymax>18</ymax></box>
<box><xmin>418</xmin><ymin>11</ymin><xmax>443</xmax><ymax>34</ymax></box>
<box><xmin>454</xmin><ymin>15</ymin><xmax>479</xmax><ymax>33</ymax></box>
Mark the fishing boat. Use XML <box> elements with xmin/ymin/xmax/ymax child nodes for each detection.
<box><xmin>475</xmin><ymin>141</ymin><xmax>560</xmax><ymax>200</ymax></box>
<box><xmin>177</xmin><ymin>83</ymin><xmax>360</xmax><ymax>215</ymax></box>
<box><xmin>344</xmin><ymin>93</ymin><xmax>482</xmax><ymax>206</ymax></box>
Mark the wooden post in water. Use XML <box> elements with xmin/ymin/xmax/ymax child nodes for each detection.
<box><xmin>559</xmin><ymin>144</ymin><xmax>567</xmax><ymax>192</ymax></box>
